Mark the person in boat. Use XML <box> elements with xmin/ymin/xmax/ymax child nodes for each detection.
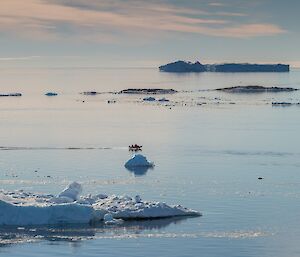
<box><xmin>129</xmin><ymin>144</ymin><xmax>142</xmax><ymax>150</ymax></box>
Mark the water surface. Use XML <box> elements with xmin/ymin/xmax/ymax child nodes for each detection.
<box><xmin>1</xmin><ymin>68</ymin><xmax>300</xmax><ymax>256</ymax></box>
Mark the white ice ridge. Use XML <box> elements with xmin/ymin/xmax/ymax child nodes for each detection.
<box><xmin>0</xmin><ymin>182</ymin><xmax>200</xmax><ymax>226</ymax></box>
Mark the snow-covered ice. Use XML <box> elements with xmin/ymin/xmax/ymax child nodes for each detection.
<box><xmin>0</xmin><ymin>182</ymin><xmax>200</xmax><ymax>226</ymax></box>
<box><xmin>58</xmin><ymin>182</ymin><xmax>82</xmax><ymax>201</ymax></box>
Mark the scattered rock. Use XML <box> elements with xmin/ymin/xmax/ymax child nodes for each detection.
<box><xmin>119</xmin><ymin>88</ymin><xmax>177</xmax><ymax>94</ymax></box>
<box><xmin>158</xmin><ymin>97</ymin><xmax>170</xmax><ymax>102</ymax></box>
<box><xmin>272</xmin><ymin>102</ymin><xmax>299</xmax><ymax>106</ymax></box>
<box><xmin>80</xmin><ymin>91</ymin><xmax>101</xmax><ymax>95</ymax></box>
<box><xmin>216</xmin><ymin>85</ymin><xmax>298</xmax><ymax>93</ymax></box>
<box><xmin>0</xmin><ymin>93</ymin><xmax>22</xmax><ymax>97</ymax></box>
<box><xmin>45</xmin><ymin>92</ymin><xmax>58</xmax><ymax>96</ymax></box>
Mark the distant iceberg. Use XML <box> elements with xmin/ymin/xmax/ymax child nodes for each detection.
<box><xmin>159</xmin><ymin>60</ymin><xmax>290</xmax><ymax>73</ymax></box>
<box><xmin>0</xmin><ymin>182</ymin><xmax>200</xmax><ymax>226</ymax></box>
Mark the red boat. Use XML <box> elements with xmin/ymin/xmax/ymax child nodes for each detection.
<box><xmin>129</xmin><ymin>144</ymin><xmax>142</xmax><ymax>151</ymax></box>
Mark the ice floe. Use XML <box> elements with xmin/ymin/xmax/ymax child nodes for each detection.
<box><xmin>0</xmin><ymin>182</ymin><xmax>200</xmax><ymax>226</ymax></box>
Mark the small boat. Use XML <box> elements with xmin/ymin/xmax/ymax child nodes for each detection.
<box><xmin>129</xmin><ymin>144</ymin><xmax>142</xmax><ymax>151</ymax></box>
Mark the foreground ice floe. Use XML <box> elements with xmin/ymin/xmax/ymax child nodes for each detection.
<box><xmin>0</xmin><ymin>182</ymin><xmax>200</xmax><ymax>226</ymax></box>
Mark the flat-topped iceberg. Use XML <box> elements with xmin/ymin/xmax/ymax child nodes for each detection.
<box><xmin>159</xmin><ymin>60</ymin><xmax>290</xmax><ymax>73</ymax></box>
<box><xmin>0</xmin><ymin>183</ymin><xmax>200</xmax><ymax>226</ymax></box>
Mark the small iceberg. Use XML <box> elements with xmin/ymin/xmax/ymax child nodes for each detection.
<box><xmin>125</xmin><ymin>154</ymin><xmax>154</xmax><ymax>176</ymax></box>
<box><xmin>143</xmin><ymin>97</ymin><xmax>156</xmax><ymax>102</ymax></box>
<box><xmin>58</xmin><ymin>181</ymin><xmax>82</xmax><ymax>200</ymax></box>
<box><xmin>125</xmin><ymin>154</ymin><xmax>154</xmax><ymax>168</ymax></box>
<box><xmin>103</xmin><ymin>213</ymin><xmax>123</xmax><ymax>225</ymax></box>
<box><xmin>45</xmin><ymin>92</ymin><xmax>58</xmax><ymax>96</ymax></box>
<box><xmin>0</xmin><ymin>182</ymin><xmax>200</xmax><ymax>226</ymax></box>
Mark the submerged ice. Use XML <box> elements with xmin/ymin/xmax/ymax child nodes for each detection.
<box><xmin>0</xmin><ymin>183</ymin><xmax>200</xmax><ymax>226</ymax></box>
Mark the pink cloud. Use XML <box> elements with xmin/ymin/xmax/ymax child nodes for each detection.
<box><xmin>0</xmin><ymin>0</ymin><xmax>286</xmax><ymax>42</ymax></box>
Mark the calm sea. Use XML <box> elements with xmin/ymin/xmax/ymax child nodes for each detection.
<box><xmin>1</xmin><ymin>68</ymin><xmax>300</xmax><ymax>257</ymax></box>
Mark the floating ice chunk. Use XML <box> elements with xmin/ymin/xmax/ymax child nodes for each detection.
<box><xmin>135</xmin><ymin>195</ymin><xmax>142</xmax><ymax>203</ymax></box>
<box><xmin>45</xmin><ymin>92</ymin><xmax>58</xmax><ymax>96</ymax></box>
<box><xmin>103</xmin><ymin>213</ymin><xmax>123</xmax><ymax>225</ymax></box>
<box><xmin>58</xmin><ymin>182</ymin><xmax>82</xmax><ymax>201</ymax></box>
<box><xmin>125</xmin><ymin>154</ymin><xmax>154</xmax><ymax>168</ymax></box>
<box><xmin>143</xmin><ymin>97</ymin><xmax>156</xmax><ymax>101</ymax></box>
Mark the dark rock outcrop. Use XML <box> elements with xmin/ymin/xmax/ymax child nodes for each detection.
<box><xmin>80</xmin><ymin>91</ymin><xmax>101</xmax><ymax>95</ymax></box>
<box><xmin>0</xmin><ymin>93</ymin><xmax>22</xmax><ymax>97</ymax></box>
<box><xmin>216</xmin><ymin>85</ymin><xmax>298</xmax><ymax>93</ymax></box>
<box><xmin>119</xmin><ymin>89</ymin><xmax>177</xmax><ymax>94</ymax></box>
<box><xmin>272</xmin><ymin>102</ymin><xmax>300</xmax><ymax>106</ymax></box>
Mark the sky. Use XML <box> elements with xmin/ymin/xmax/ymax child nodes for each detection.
<box><xmin>0</xmin><ymin>0</ymin><xmax>299</xmax><ymax>67</ymax></box>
